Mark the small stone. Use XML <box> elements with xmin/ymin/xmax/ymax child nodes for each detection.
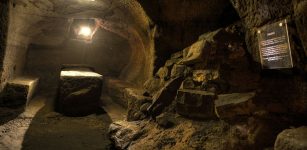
<box><xmin>143</xmin><ymin>91</ymin><xmax>150</xmax><ymax>97</ymax></box>
<box><xmin>44</xmin><ymin>112</ymin><xmax>61</xmax><ymax>118</ymax></box>
<box><xmin>155</xmin><ymin>67</ymin><xmax>169</xmax><ymax>80</ymax></box>
<box><xmin>165</xmin><ymin>58</ymin><xmax>181</xmax><ymax>67</ymax></box>
<box><xmin>192</xmin><ymin>70</ymin><xmax>219</xmax><ymax>82</ymax></box>
<box><xmin>171</xmin><ymin>64</ymin><xmax>186</xmax><ymax>78</ymax></box>
<box><xmin>143</xmin><ymin>77</ymin><xmax>164</xmax><ymax>95</ymax></box>
<box><xmin>155</xmin><ymin>113</ymin><xmax>174</xmax><ymax>128</ymax></box>
<box><xmin>206</xmin><ymin>85</ymin><xmax>217</xmax><ymax>93</ymax></box>
<box><xmin>183</xmin><ymin>66</ymin><xmax>193</xmax><ymax>77</ymax></box>
<box><xmin>125</xmin><ymin>88</ymin><xmax>152</xmax><ymax>121</ymax></box>
<box><xmin>171</xmin><ymin>51</ymin><xmax>183</xmax><ymax>59</ymax></box>
<box><xmin>182</xmin><ymin>47</ymin><xmax>190</xmax><ymax>58</ymax></box>
<box><xmin>180</xmin><ymin>77</ymin><xmax>195</xmax><ymax>89</ymax></box>
<box><xmin>133</xmin><ymin>112</ymin><xmax>146</xmax><ymax>120</ymax></box>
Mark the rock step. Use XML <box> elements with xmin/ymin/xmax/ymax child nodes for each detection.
<box><xmin>215</xmin><ymin>92</ymin><xmax>256</xmax><ymax>119</ymax></box>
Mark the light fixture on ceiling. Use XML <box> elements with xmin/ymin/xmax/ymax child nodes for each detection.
<box><xmin>68</xmin><ymin>18</ymin><xmax>98</xmax><ymax>43</ymax></box>
<box><xmin>78</xmin><ymin>26</ymin><xmax>92</xmax><ymax>37</ymax></box>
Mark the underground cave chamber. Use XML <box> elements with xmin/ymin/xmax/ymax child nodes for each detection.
<box><xmin>0</xmin><ymin>0</ymin><xmax>307</xmax><ymax>149</ymax></box>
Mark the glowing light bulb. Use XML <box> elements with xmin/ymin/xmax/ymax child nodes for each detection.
<box><xmin>78</xmin><ymin>26</ymin><xmax>92</xmax><ymax>37</ymax></box>
<box><xmin>279</xmin><ymin>23</ymin><xmax>283</xmax><ymax>27</ymax></box>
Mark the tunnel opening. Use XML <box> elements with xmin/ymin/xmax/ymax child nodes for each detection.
<box><xmin>24</xmin><ymin>27</ymin><xmax>133</xmax><ymax>92</ymax></box>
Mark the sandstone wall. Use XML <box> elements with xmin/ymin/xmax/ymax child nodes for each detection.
<box><xmin>0</xmin><ymin>0</ymin><xmax>53</xmax><ymax>90</ymax></box>
<box><xmin>0</xmin><ymin>1</ymin><xmax>9</xmax><ymax>90</ymax></box>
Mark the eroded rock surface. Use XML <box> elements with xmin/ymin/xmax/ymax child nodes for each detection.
<box><xmin>125</xmin><ymin>88</ymin><xmax>152</xmax><ymax>121</ymax></box>
<box><xmin>148</xmin><ymin>77</ymin><xmax>183</xmax><ymax>117</ymax></box>
<box><xmin>109</xmin><ymin>121</ymin><xmax>145</xmax><ymax>149</ymax></box>
<box><xmin>275</xmin><ymin>126</ymin><xmax>307</xmax><ymax>150</ymax></box>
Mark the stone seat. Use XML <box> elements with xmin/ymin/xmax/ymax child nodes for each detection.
<box><xmin>0</xmin><ymin>76</ymin><xmax>39</xmax><ymax>107</ymax></box>
<box><xmin>56</xmin><ymin>66</ymin><xmax>103</xmax><ymax>116</ymax></box>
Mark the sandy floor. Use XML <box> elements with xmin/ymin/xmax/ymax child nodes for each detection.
<box><xmin>0</xmin><ymin>92</ymin><xmax>125</xmax><ymax>150</ymax></box>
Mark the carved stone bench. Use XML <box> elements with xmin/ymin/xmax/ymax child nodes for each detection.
<box><xmin>0</xmin><ymin>77</ymin><xmax>39</xmax><ymax>107</ymax></box>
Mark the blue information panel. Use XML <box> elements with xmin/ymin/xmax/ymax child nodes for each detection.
<box><xmin>257</xmin><ymin>19</ymin><xmax>293</xmax><ymax>69</ymax></box>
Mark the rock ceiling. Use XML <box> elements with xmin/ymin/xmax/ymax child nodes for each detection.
<box><xmin>10</xmin><ymin>0</ymin><xmax>149</xmax><ymax>46</ymax></box>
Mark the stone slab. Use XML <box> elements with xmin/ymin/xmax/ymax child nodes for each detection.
<box><xmin>56</xmin><ymin>68</ymin><xmax>103</xmax><ymax>116</ymax></box>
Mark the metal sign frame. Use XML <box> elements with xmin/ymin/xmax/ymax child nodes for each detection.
<box><xmin>257</xmin><ymin>19</ymin><xmax>293</xmax><ymax>69</ymax></box>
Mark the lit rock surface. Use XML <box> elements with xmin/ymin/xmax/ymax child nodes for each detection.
<box><xmin>180</xmin><ymin>77</ymin><xmax>195</xmax><ymax>89</ymax></box>
<box><xmin>275</xmin><ymin>126</ymin><xmax>307</xmax><ymax>150</ymax></box>
<box><xmin>60</xmin><ymin>70</ymin><xmax>102</xmax><ymax>77</ymax></box>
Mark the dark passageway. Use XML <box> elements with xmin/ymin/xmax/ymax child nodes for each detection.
<box><xmin>1</xmin><ymin>0</ymin><xmax>307</xmax><ymax>150</ymax></box>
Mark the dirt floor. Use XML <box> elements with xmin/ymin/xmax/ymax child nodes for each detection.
<box><xmin>0</xmin><ymin>90</ymin><xmax>125</xmax><ymax>150</ymax></box>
